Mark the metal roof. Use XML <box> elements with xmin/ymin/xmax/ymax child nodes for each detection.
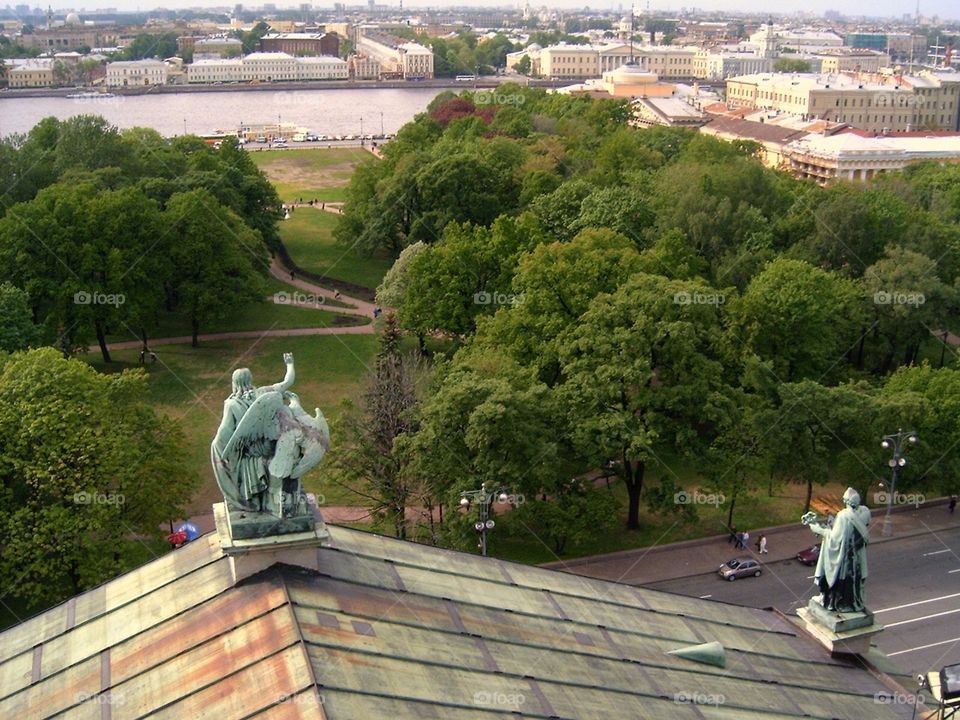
<box><xmin>0</xmin><ymin>525</ymin><xmax>915</xmax><ymax>719</ymax></box>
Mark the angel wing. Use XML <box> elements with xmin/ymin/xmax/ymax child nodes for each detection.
<box><xmin>222</xmin><ymin>390</ymin><xmax>285</xmax><ymax>460</ymax></box>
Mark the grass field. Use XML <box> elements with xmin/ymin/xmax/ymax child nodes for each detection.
<box><xmin>250</xmin><ymin>147</ymin><xmax>376</xmax><ymax>204</ymax></box>
<box><xmin>88</xmin><ymin>333</ymin><xmax>379</xmax><ymax>515</ymax></box>
<box><xmin>279</xmin><ymin>209</ymin><xmax>393</xmax><ymax>291</ymax></box>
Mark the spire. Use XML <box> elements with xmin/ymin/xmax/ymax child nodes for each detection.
<box><xmin>667</xmin><ymin>640</ymin><xmax>727</xmax><ymax>668</ymax></box>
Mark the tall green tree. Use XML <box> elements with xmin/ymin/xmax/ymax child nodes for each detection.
<box><xmin>558</xmin><ymin>273</ymin><xmax>733</xmax><ymax>529</ymax></box>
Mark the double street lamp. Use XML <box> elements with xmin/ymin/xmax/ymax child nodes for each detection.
<box><xmin>459</xmin><ymin>483</ymin><xmax>509</xmax><ymax>557</ymax></box>
<box><xmin>880</xmin><ymin>428</ymin><xmax>918</xmax><ymax>537</ymax></box>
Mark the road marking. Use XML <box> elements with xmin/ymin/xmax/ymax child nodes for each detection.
<box><xmin>699</xmin><ymin>594</ymin><xmax>712</xmax><ymax>599</ymax></box>
<box><xmin>949</xmin><ymin>569</ymin><xmax>960</xmax><ymax>574</ymax></box>
<box><xmin>806</xmin><ymin>575</ymin><xmax>816</xmax><ymax>579</ymax></box>
<box><xmin>884</xmin><ymin>608</ymin><xmax>960</xmax><ymax>628</ymax></box>
<box><xmin>888</xmin><ymin>636</ymin><xmax>960</xmax><ymax>657</ymax></box>
<box><xmin>875</xmin><ymin>591</ymin><xmax>960</xmax><ymax>614</ymax></box>
<box><xmin>923</xmin><ymin>549</ymin><xmax>952</xmax><ymax>556</ymax></box>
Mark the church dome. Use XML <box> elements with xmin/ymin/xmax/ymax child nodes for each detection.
<box><xmin>65</xmin><ymin>12</ymin><xmax>81</xmax><ymax>25</ymax></box>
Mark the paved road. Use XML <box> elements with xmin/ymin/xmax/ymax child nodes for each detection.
<box><xmin>644</xmin><ymin>524</ymin><xmax>960</xmax><ymax>677</ymax></box>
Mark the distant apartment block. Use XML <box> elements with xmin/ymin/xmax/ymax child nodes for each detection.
<box><xmin>260</xmin><ymin>32</ymin><xmax>340</xmax><ymax>57</ymax></box>
<box><xmin>749</xmin><ymin>24</ymin><xmax>844</xmax><ymax>54</ymax></box>
<box><xmin>509</xmin><ymin>43</ymin><xmax>698</xmax><ymax>81</ymax></box>
<box><xmin>356</xmin><ymin>30</ymin><xmax>433</xmax><ymax>79</ymax></box>
<box><xmin>187</xmin><ymin>52</ymin><xmax>347</xmax><ymax>83</ymax></box>
<box><xmin>106</xmin><ymin>59</ymin><xmax>169</xmax><ymax>87</ymax></box>
<box><xmin>693</xmin><ymin>48</ymin><xmax>774</xmax><ymax>81</ymax></box>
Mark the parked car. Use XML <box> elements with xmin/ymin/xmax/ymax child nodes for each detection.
<box><xmin>255</xmin><ymin>136</ymin><xmax>267</xmax><ymax>143</ymax></box>
<box><xmin>797</xmin><ymin>544</ymin><xmax>820</xmax><ymax>566</ymax></box>
<box><xmin>273</xmin><ymin>140</ymin><xmax>288</xmax><ymax>148</ymax></box>
<box><xmin>718</xmin><ymin>558</ymin><xmax>762</xmax><ymax>581</ymax></box>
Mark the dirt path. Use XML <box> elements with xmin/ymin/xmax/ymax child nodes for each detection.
<box><xmin>268</xmin><ymin>257</ymin><xmax>378</xmax><ymax>317</ymax></box>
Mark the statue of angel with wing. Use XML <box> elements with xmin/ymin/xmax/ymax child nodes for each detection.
<box><xmin>211</xmin><ymin>353</ymin><xmax>330</xmax><ymax>520</ymax></box>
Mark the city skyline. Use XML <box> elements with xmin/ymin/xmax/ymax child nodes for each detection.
<box><xmin>28</xmin><ymin>1</ymin><xmax>960</xmax><ymax>23</ymax></box>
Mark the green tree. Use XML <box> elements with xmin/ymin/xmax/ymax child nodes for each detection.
<box><xmin>774</xmin><ymin>58</ymin><xmax>812</xmax><ymax>72</ymax></box>
<box><xmin>761</xmin><ymin>380</ymin><xmax>878</xmax><ymax>513</ymax></box>
<box><xmin>124</xmin><ymin>32</ymin><xmax>178</xmax><ymax>60</ymax></box>
<box><xmin>558</xmin><ymin>273</ymin><xmax>732</xmax><ymax>529</ymax></box>
<box><xmin>861</xmin><ymin>247</ymin><xmax>956</xmax><ymax>373</ymax></box>
<box><xmin>729</xmin><ymin>258</ymin><xmax>863</xmax><ymax>382</ymax></box>
<box><xmin>0</xmin><ymin>283</ymin><xmax>41</xmax><ymax>352</ymax></box>
<box><xmin>0</xmin><ymin>348</ymin><xmax>196</xmax><ymax>607</ymax></box>
<box><xmin>515</xmin><ymin>54</ymin><xmax>532</xmax><ymax>75</ymax></box>
<box><xmin>331</xmin><ymin>314</ymin><xmax>424</xmax><ymax>538</ymax></box>
<box><xmin>476</xmin><ymin>228</ymin><xmax>642</xmax><ymax>382</ymax></box>
<box><xmin>164</xmin><ymin>189</ymin><xmax>268</xmax><ymax>347</ymax></box>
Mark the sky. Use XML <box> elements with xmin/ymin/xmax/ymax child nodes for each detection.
<box><xmin>47</xmin><ymin>0</ymin><xmax>958</xmax><ymax>23</ymax></box>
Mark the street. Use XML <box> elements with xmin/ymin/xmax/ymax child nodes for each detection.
<box><xmin>644</xmin><ymin>525</ymin><xmax>960</xmax><ymax>677</ymax></box>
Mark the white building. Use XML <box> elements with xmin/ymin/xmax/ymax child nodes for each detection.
<box><xmin>356</xmin><ymin>31</ymin><xmax>434</xmax><ymax>79</ymax></box>
<box><xmin>105</xmin><ymin>59</ymin><xmax>168</xmax><ymax>87</ymax></box>
<box><xmin>186</xmin><ymin>52</ymin><xmax>347</xmax><ymax>83</ymax></box>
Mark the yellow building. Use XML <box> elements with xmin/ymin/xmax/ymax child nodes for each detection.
<box><xmin>539</xmin><ymin>44</ymin><xmax>599</xmax><ymax>79</ymax></box>
<box><xmin>725</xmin><ymin>72</ymin><xmax>925</xmax><ymax>133</ymax></box>
<box><xmin>8</xmin><ymin>61</ymin><xmax>55</xmax><ymax>87</ymax></box>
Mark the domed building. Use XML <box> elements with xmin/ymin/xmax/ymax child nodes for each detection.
<box><xmin>64</xmin><ymin>12</ymin><xmax>81</xmax><ymax>25</ymax></box>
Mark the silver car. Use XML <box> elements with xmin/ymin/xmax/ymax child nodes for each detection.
<box><xmin>719</xmin><ymin>558</ymin><xmax>762</xmax><ymax>581</ymax></box>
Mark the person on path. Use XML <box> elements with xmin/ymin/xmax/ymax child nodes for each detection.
<box><xmin>950</xmin><ymin>496</ymin><xmax>957</xmax><ymax>514</ymax></box>
<box><xmin>742</xmin><ymin>531</ymin><xmax>750</xmax><ymax>551</ymax></box>
<box><xmin>728</xmin><ymin>526</ymin><xmax>737</xmax><ymax>545</ymax></box>
<box><xmin>735</xmin><ymin>531</ymin><xmax>744</xmax><ymax>549</ymax></box>
<box><xmin>759</xmin><ymin>535</ymin><xmax>768</xmax><ymax>554</ymax></box>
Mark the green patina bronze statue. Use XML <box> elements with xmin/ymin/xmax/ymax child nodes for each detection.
<box><xmin>802</xmin><ymin>487</ymin><xmax>871</xmax><ymax>613</ymax></box>
<box><xmin>211</xmin><ymin>353</ymin><xmax>329</xmax><ymax>533</ymax></box>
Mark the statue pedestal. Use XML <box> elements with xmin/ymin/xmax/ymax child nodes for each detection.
<box><xmin>214</xmin><ymin>494</ymin><xmax>330</xmax><ymax>585</ymax></box>
<box><xmin>796</xmin><ymin>598</ymin><xmax>883</xmax><ymax>656</ymax></box>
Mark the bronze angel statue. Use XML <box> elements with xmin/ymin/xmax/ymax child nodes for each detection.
<box><xmin>211</xmin><ymin>353</ymin><xmax>330</xmax><ymax>520</ymax></box>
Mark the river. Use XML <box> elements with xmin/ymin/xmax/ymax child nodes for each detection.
<box><xmin>0</xmin><ymin>86</ymin><xmax>447</xmax><ymax>138</ymax></box>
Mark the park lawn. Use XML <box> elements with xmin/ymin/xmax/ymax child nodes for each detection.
<box><xmin>280</xmin><ymin>209</ymin><xmax>392</xmax><ymax>291</ymax></box>
<box><xmin>250</xmin><ymin>147</ymin><xmax>376</xmax><ymax>204</ymax></box>
<box><xmin>87</xmin><ymin>333</ymin><xmax>379</xmax><ymax>515</ymax></box>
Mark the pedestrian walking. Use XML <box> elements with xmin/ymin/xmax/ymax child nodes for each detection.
<box><xmin>742</xmin><ymin>531</ymin><xmax>750</xmax><ymax>551</ymax></box>
<box><xmin>728</xmin><ymin>526</ymin><xmax>737</xmax><ymax>545</ymax></box>
<box><xmin>334</xmin><ymin>290</ymin><xmax>342</xmax><ymax>301</ymax></box>
<box><xmin>759</xmin><ymin>535</ymin><xmax>768</xmax><ymax>554</ymax></box>
<box><xmin>950</xmin><ymin>496</ymin><xmax>957</xmax><ymax>514</ymax></box>
<box><xmin>734</xmin><ymin>531</ymin><xmax>743</xmax><ymax>550</ymax></box>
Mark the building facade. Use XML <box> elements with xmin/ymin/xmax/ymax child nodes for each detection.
<box><xmin>186</xmin><ymin>52</ymin><xmax>347</xmax><ymax>83</ymax></box>
<box><xmin>724</xmin><ymin>72</ymin><xmax>953</xmax><ymax>132</ymax></box>
<box><xmin>18</xmin><ymin>28</ymin><xmax>118</xmax><ymax>50</ymax></box>
<box><xmin>356</xmin><ymin>31</ymin><xmax>433</xmax><ymax>79</ymax></box>
<box><xmin>348</xmin><ymin>54</ymin><xmax>381</xmax><ymax>79</ymax></box>
<box><xmin>105</xmin><ymin>59</ymin><xmax>169</xmax><ymax>87</ymax></box>
<box><xmin>7</xmin><ymin>60</ymin><xmax>54</xmax><ymax>87</ymax></box>
<box><xmin>816</xmin><ymin>50</ymin><xmax>890</xmax><ymax>74</ymax></box>
<box><xmin>260</xmin><ymin>32</ymin><xmax>340</xmax><ymax>57</ymax></box>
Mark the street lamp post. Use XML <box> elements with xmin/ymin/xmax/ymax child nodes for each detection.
<box><xmin>459</xmin><ymin>483</ymin><xmax>509</xmax><ymax>557</ymax></box>
<box><xmin>880</xmin><ymin>428</ymin><xmax>918</xmax><ymax>537</ymax></box>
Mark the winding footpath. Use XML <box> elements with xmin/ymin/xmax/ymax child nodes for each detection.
<box><xmin>106</xmin><ymin>257</ymin><xmax>377</xmax><ymax>352</ymax></box>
